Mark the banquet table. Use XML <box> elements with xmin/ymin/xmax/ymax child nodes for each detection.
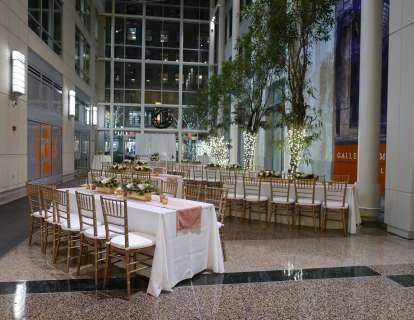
<box><xmin>91</xmin><ymin>155</ymin><xmax>112</xmax><ymax>170</ymax></box>
<box><xmin>64</xmin><ymin>187</ymin><xmax>224</xmax><ymax>296</ymax></box>
<box><xmin>233</xmin><ymin>181</ymin><xmax>361</xmax><ymax>234</ymax></box>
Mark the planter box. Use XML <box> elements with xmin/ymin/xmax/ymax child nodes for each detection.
<box><xmin>128</xmin><ymin>192</ymin><xmax>152</xmax><ymax>201</ymax></box>
<box><xmin>96</xmin><ymin>187</ymin><xmax>114</xmax><ymax>194</ymax></box>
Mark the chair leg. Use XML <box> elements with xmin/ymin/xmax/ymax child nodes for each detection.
<box><xmin>53</xmin><ymin>226</ymin><xmax>60</xmax><ymax>264</ymax></box>
<box><xmin>77</xmin><ymin>235</ymin><xmax>84</xmax><ymax>276</ymax></box>
<box><xmin>94</xmin><ymin>239</ymin><xmax>99</xmax><ymax>287</ymax></box>
<box><xmin>44</xmin><ymin>222</ymin><xmax>49</xmax><ymax>254</ymax></box>
<box><xmin>103</xmin><ymin>246</ymin><xmax>111</xmax><ymax>288</ymax></box>
<box><xmin>125</xmin><ymin>252</ymin><xmax>132</xmax><ymax>300</ymax></box>
<box><xmin>28</xmin><ymin>217</ymin><xmax>34</xmax><ymax>246</ymax></box>
<box><xmin>66</xmin><ymin>233</ymin><xmax>71</xmax><ymax>273</ymax></box>
<box><xmin>220</xmin><ymin>228</ymin><xmax>226</xmax><ymax>261</ymax></box>
<box><xmin>342</xmin><ymin>210</ymin><xmax>347</xmax><ymax>236</ymax></box>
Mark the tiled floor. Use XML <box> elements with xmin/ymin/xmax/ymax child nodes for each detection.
<box><xmin>2</xmin><ymin>190</ymin><xmax>414</xmax><ymax>319</ymax></box>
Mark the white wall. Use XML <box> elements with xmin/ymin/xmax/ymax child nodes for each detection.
<box><xmin>384</xmin><ymin>0</ymin><xmax>414</xmax><ymax>238</ymax></box>
<box><xmin>0</xmin><ymin>0</ymin><xmax>100</xmax><ymax>204</ymax></box>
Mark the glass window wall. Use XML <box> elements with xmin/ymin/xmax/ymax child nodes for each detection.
<box><xmin>28</xmin><ymin>0</ymin><xmax>63</xmax><ymax>54</ymax></box>
<box><xmin>98</xmin><ymin>0</ymin><xmax>211</xmax><ymax>161</ymax></box>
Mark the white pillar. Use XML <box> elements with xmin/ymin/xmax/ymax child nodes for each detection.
<box><xmin>230</xmin><ymin>0</ymin><xmax>240</xmax><ymax>164</ymax></box>
<box><xmin>357</xmin><ymin>0</ymin><xmax>383</xmax><ymax>219</ymax></box>
<box><xmin>217</xmin><ymin>0</ymin><xmax>225</xmax><ymax>74</ymax></box>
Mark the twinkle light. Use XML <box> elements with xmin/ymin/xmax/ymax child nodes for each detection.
<box><xmin>242</xmin><ymin>131</ymin><xmax>257</xmax><ymax>169</ymax></box>
<box><xmin>287</xmin><ymin>127</ymin><xmax>306</xmax><ymax>175</ymax></box>
<box><xmin>196</xmin><ymin>136</ymin><xmax>229</xmax><ymax>166</ymax></box>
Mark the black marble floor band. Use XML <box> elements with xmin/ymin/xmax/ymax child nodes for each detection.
<box><xmin>0</xmin><ymin>266</ymin><xmax>380</xmax><ymax>295</ymax></box>
<box><xmin>387</xmin><ymin>274</ymin><xmax>414</xmax><ymax>287</ymax></box>
<box><xmin>179</xmin><ymin>266</ymin><xmax>380</xmax><ymax>287</ymax></box>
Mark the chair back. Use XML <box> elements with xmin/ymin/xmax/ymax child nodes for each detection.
<box><xmin>134</xmin><ymin>171</ymin><xmax>151</xmax><ymax>181</ymax></box>
<box><xmin>102</xmin><ymin>162</ymin><xmax>113</xmax><ymax>171</ymax></box>
<box><xmin>75</xmin><ymin>191</ymin><xmax>98</xmax><ymax>236</ymax></box>
<box><xmin>26</xmin><ymin>182</ymin><xmax>42</xmax><ymax>217</ymax></box>
<box><xmin>192</xmin><ymin>166</ymin><xmax>204</xmax><ymax>181</ymax></box>
<box><xmin>100</xmin><ymin>196</ymin><xmax>129</xmax><ymax>245</ymax></box>
<box><xmin>183</xmin><ymin>181</ymin><xmax>201</xmax><ymax>201</ymax></box>
<box><xmin>324</xmin><ymin>180</ymin><xmax>347</xmax><ymax>207</ymax></box>
<box><xmin>101</xmin><ymin>170</ymin><xmax>115</xmax><ymax>178</ymax></box>
<box><xmin>294</xmin><ymin>179</ymin><xmax>317</xmax><ymax>203</ymax></box>
<box><xmin>205</xmin><ymin>169</ymin><xmax>218</xmax><ymax>182</ymax></box>
<box><xmin>332</xmin><ymin>175</ymin><xmax>350</xmax><ymax>183</ymax></box>
<box><xmin>40</xmin><ymin>185</ymin><xmax>56</xmax><ymax>222</ymax></box>
<box><xmin>120</xmin><ymin>172</ymin><xmax>134</xmax><ymax>184</ymax></box>
<box><xmin>204</xmin><ymin>187</ymin><xmax>227</xmax><ymax>224</ymax></box>
<box><xmin>243</xmin><ymin>176</ymin><xmax>261</xmax><ymax>199</ymax></box>
<box><xmin>90</xmin><ymin>169</ymin><xmax>102</xmax><ymax>181</ymax></box>
<box><xmin>161</xmin><ymin>180</ymin><xmax>178</xmax><ymax>197</ymax></box>
<box><xmin>270</xmin><ymin>178</ymin><xmax>291</xmax><ymax>202</ymax></box>
<box><xmin>53</xmin><ymin>189</ymin><xmax>72</xmax><ymax>227</ymax></box>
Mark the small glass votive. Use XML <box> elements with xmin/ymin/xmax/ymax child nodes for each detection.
<box><xmin>160</xmin><ymin>194</ymin><xmax>168</xmax><ymax>205</ymax></box>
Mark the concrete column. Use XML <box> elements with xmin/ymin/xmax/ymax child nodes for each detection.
<box><xmin>217</xmin><ymin>0</ymin><xmax>225</xmax><ymax>74</ymax></box>
<box><xmin>356</xmin><ymin>0</ymin><xmax>383</xmax><ymax>219</ymax></box>
<box><xmin>230</xmin><ymin>0</ymin><xmax>240</xmax><ymax>164</ymax></box>
<box><xmin>384</xmin><ymin>0</ymin><xmax>414</xmax><ymax>238</ymax></box>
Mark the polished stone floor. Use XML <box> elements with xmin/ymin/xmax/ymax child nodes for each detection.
<box><xmin>2</xmin><ymin>192</ymin><xmax>414</xmax><ymax>319</ymax></box>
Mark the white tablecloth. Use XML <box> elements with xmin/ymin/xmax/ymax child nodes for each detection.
<box><xmin>64</xmin><ymin>188</ymin><xmax>224</xmax><ymax>296</ymax></box>
<box><xmin>234</xmin><ymin>181</ymin><xmax>361</xmax><ymax>234</ymax></box>
<box><xmin>91</xmin><ymin>155</ymin><xmax>112</xmax><ymax>170</ymax></box>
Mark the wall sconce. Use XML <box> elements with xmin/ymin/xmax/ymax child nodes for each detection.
<box><xmin>68</xmin><ymin>90</ymin><xmax>76</xmax><ymax>118</ymax></box>
<box><xmin>11</xmin><ymin>50</ymin><xmax>25</xmax><ymax>99</ymax></box>
<box><xmin>92</xmin><ymin>106</ymin><xmax>97</xmax><ymax>126</ymax></box>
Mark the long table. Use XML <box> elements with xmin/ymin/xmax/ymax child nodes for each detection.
<box><xmin>233</xmin><ymin>181</ymin><xmax>361</xmax><ymax>234</ymax></box>
<box><xmin>63</xmin><ymin>187</ymin><xmax>224</xmax><ymax>297</ymax></box>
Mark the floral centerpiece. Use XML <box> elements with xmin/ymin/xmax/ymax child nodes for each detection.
<box><xmin>226</xmin><ymin>164</ymin><xmax>242</xmax><ymax>170</ymax></box>
<box><xmin>122</xmin><ymin>179</ymin><xmax>158</xmax><ymax>201</ymax></box>
<box><xmin>205</xmin><ymin>163</ymin><xmax>221</xmax><ymax>169</ymax></box>
<box><xmin>134</xmin><ymin>160</ymin><xmax>148</xmax><ymax>166</ymax></box>
<box><xmin>150</xmin><ymin>152</ymin><xmax>160</xmax><ymax>161</ymax></box>
<box><xmin>93</xmin><ymin>176</ymin><xmax>119</xmax><ymax>194</ymax></box>
<box><xmin>258</xmin><ymin>170</ymin><xmax>282</xmax><ymax>180</ymax></box>
<box><xmin>112</xmin><ymin>163</ymin><xmax>128</xmax><ymax>171</ymax></box>
<box><xmin>133</xmin><ymin>165</ymin><xmax>152</xmax><ymax>172</ymax></box>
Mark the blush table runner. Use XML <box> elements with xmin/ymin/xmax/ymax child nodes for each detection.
<box><xmin>146</xmin><ymin>195</ymin><xmax>202</xmax><ymax>230</ymax></box>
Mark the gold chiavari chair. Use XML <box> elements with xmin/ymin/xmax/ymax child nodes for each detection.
<box><xmin>221</xmin><ymin>174</ymin><xmax>243</xmax><ymax>217</ymax></box>
<box><xmin>133</xmin><ymin>171</ymin><xmax>151</xmax><ymax>181</ymax></box>
<box><xmin>243</xmin><ymin>177</ymin><xmax>269</xmax><ymax>222</ymax></box>
<box><xmin>89</xmin><ymin>169</ymin><xmax>102</xmax><ymax>181</ymax></box>
<box><xmin>40</xmin><ymin>185</ymin><xmax>57</xmax><ymax>254</ymax></box>
<box><xmin>192</xmin><ymin>165</ymin><xmax>204</xmax><ymax>182</ymax></box>
<box><xmin>102</xmin><ymin>162</ymin><xmax>113</xmax><ymax>171</ymax></box>
<box><xmin>294</xmin><ymin>179</ymin><xmax>322</xmax><ymax>232</ymax></box>
<box><xmin>183</xmin><ymin>180</ymin><xmax>202</xmax><ymax>201</ymax></box>
<box><xmin>270</xmin><ymin>179</ymin><xmax>295</xmax><ymax>225</ymax></box>
<box><xmin>101</xmin><ymin>196</ymin><xmax>155</xmax><ymax>300</ymax></box>
<box><xmin>53</xmin><ymin>189</ymin><xmax>81</xmax><ymax>272</ymax></box>
<box><xmin>161</xmin><ymin>180</ymin><xmax>178</xmax><ymax>198</ymax></box>
<box><xmin>323</xmin><ymin>180</ymin><xmax>349</xmax><ymax>236</ymax></box>
<box><xmin>332</xmin><ymin>175</ymin><xmax>350</xmax><ymax>183</ymax></box>
<box><xmin>26</xmin><ymin>182</ymin><xmax>45</xmax><ymax>248</ymax></box>
<box><xmin>205</xmin><ymin>169</ymin><xmax>218</xmax><ymax>183</ymax></box>
<box><xmin>101</xmin><ymin>170</ymin><xmax>116</xmax><ymax>178</ymax></box>
<box><xmin>203</xmin><ymin>187</ymin><xmax>227</xmax><ymax>261</ymax></box>
<box><xmin>75</xmin><ymin>191</ymin><xmax>106</xmax><ymax>286</ymax></box>
<box><xmin>120</xmin><ymin>172</ymin><xmax>134</xmax><ymax>184</ymax></box>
